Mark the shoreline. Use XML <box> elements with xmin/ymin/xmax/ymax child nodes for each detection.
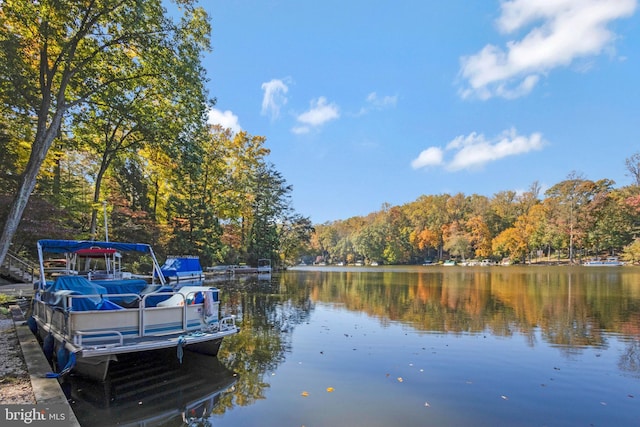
<box><xmin>0</xmin><ymin>288</ymin><xmax>81</xmax><ymax>426</ymax></box>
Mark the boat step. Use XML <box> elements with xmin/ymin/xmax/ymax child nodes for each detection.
<box><xmin>107</xmin><ymin>351</ymin><xmax>180</xmax><ymax>378</ymax></box>
<box><xmin>109</xmin><ymin>359</ymin><xmax>178</xmax><ymax>379</ymax></box>
<box><xmin>112</xmin><ymin>371</ymin><xmax>208</xmax><ymax>401</ymax></box>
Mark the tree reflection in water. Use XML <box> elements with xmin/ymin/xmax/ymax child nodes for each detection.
<box><xmin>210</xmin><ymin>266</ymin><xmax>640</xmax><ymax>418</ymax></box>
<box><xmin>214</xmin><ymin>274</ymin><xmax>314</xmax><ymax>411</ymax></box>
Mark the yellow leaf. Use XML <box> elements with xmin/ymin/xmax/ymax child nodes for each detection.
<box><xmin>301</xmin><ymin>391</ymin><xmax>309</xmax><ymax>397</ymax></box>
<box><xmin>397</xmin><ymin>377</ymin><xmax>403</xmax><ymax>383</ymax></box>
<box><xmin>326</xmin><ymin>387</ymin><xmax>334</xmax><ymax>392</ymax></box>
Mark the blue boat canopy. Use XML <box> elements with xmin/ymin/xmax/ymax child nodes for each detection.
<box><xmin>38</xmin><ymin>239</ymin><xmax>153</xmax><ymax>254</ymax></box>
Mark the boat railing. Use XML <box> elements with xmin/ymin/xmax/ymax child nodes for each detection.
<box><xmin>74</xmin><ymin>330</ymin><xmax>124</xmax><ymax>347</ymax></box>
<box><xmin>139</xmin><ymin>291</ymin><xmax>190</xmax><ymax>336</ymax></box>
<box><xmin>40</xmin><ymin>288</ymin><xmax>224</xmax><ymax>345</ymax></box>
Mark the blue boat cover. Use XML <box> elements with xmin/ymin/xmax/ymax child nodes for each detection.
<box><xmin>38</xmin><ymin>239</ymin><xmax>152</xmax><ymax>254</ymax></box>
<box><xmin>92</xmin><ymin>279</ymin><xmax>148</xmax><ymax>295</ymax></box>
<box><xmin>44</xmin><ymin>276</ymin><xmax>123</xmax><ymax>311</ymax></box>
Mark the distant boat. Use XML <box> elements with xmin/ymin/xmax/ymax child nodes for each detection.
<box><xmin>160</xmin><ymin>255</ymin><xmax>205</xmax><ymax>282</ymax></box>
<box><xmin>257</xmin><ymin>258</ymin><xmax>272</xmax><ymax>274</ymax></box>
<box><xmin>443</xmin><ymin>260</ymin><xmax>456</xmax><ymax>266</ymax></box>
<box><xmin>583</xmin><ymin>256</ymin><xmax>624</xmax><ymax>266</ymax></box>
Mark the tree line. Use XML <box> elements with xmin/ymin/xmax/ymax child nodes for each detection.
<box><xmin>307</xmin><ymin>163</ymin><xmax>640</xmax><ymax>266</ymax></box>
<box><xmin>0</xmin><ymin>0</ymin><xmax>313</xmax><ymax>268</ymax></box>
<box><xmin>3</xmin><ymin>2</ymin><xmax>639</xmax><ymax>269</ymax></box>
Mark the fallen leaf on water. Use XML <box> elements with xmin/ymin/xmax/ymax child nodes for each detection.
<box><xmin>500</xmin><ymin>395</ymin><xmax>508</xmax><ymax>400</ymax></box>
<box><xmin>600</xmin><ymin>401</ymin><xmax>607</xmax><ymax>406</ymax></box>
<box><xmin>326</xmin><ymin>387</ymin><xmax>334</xmax><ymax>392</ymax></box>
<box><xmin>424</xmin><ymin>402</ymin><xmax>430</xmax><ymax>407</ymax></box>
<box><xmin>301</xmin><ymin>391</ymin><xmax>309</xmax><ymax>397</ymax></box>
<box><xmin>397</xmin><ymin>377</ymin><xmax>403</xmax><ymax>383</ymax></box>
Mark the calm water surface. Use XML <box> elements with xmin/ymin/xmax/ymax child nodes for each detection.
<box><xmin>69</xmin><ymin>266</ymin><xmax>640</xmax><ymax>427</ymax></box>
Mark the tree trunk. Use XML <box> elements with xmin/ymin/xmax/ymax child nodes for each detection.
<box><xmin>88</xmin><ymin>161</ymin><xmax>109</xmax><ymax>241</ymax></box>
<box><xmin>0</xmin><ymin>113</ymin><xmax>63</xmax><ymax>266</ymax></box>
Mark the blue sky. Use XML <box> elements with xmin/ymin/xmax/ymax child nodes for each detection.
<box><xmin>201</xmin><ymin>0</ymin><xmax>640</xmax><ymax>224</ymax></box>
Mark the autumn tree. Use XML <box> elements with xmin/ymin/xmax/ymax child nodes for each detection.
<box><xmin>523</xmin><ymin>203</ymin><xmax>554</xmax><ymax>261</ymax></box>
<box><xmin>406</xmin><ymin>194</ymin><xmax>450</xmax><ymax>260</ymax></box>
<box><xmin>585</xmin><ymin>189</ymin><xmax>633</xmax><ymax>255</ymax></box>
<box><xmin>444</xmin><ymin>224</ymin><xmax>471</xmax><ymax>261</ymax></box>
<box><xmin>622</xmin><ymin>238</ymin><xmax>640</xmax><ymax>264</ymax></box>
<box><xmin>312</xmin><ymin>224</ymin><xmax>339</xmax><ymax>263</ymax></box>
<box><xmin>466</xmin><ymin>214</ymin><xmax>492</xmax><ymax>258</ymax></box>
<box><xmin>544</xmin><ymin>173</ymin><xmax>607</xmax><ymax>262</ymax></box>
<box><xmin>487</xmin><ymin>190</ymin><xmax>519</xmax><ymax>236</ymax></box>
<box><xmin>0</xmin><ymin>0</ymin><xmax>210</xmax><ymax>265</ymax></box>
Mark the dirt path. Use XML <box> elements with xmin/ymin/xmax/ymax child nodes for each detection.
<box><xmin>0</xmin><ymin>312</ymin><xmax>36</xmax><ymax>404</ymax></box>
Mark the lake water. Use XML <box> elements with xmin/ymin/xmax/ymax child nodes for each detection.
<box><xmin>68</xmin><ymin>265</ymin><xmax>640</xmax><ymax>427</ymax></box>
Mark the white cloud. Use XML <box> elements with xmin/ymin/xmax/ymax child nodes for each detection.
<box><xmin>355</xmin><ymin>92</ymin><xmax>399</xmax><ymax>116</ymax></box>
<box><xmin>411</xmin><ymin>128</ymin><xmax>546</xmax><ymax>171</ymax></box>
<box><xmin>292</xmin><ymin>97</ymin><xmax>339</xmax><ymax>133</ymax></box>
<box><xmin>291</xmin><ymin>126</ymin><xmax>310</xmax><ymax>135</ymax></box>
<box><xmin>261</xmin><ymin>78</ymin><xmax>289</xmax><ymax>120</ymax></box>
<box><xmin>366</xmin><ymin>92</ymin><xmax>398</xmax><ymax>109</ymax></box>
<box><xmin>459</xmin><ymin>0</ymin><xmax>637</xmax><ymax>99</ymax></box>
<box><xmin>207</xmin><ymin>109</ymin><xmax>242</xmax><ymax>133</ymax></box>
<box><xmin>411</xmin><ymin>147</ymin><xmax>444</xmax><ymax>169</ymax></box>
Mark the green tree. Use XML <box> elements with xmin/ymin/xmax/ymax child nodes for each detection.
<box><xmin>352</xmin><ymin>220</ymin><xmax>386</xmax><ymax>263</ymax></box>
<box><xmin>245</xmin><ymin>163</ymin><xmax>294</xmax><ymax>266</ymax></box>
<box><xmin>166</xmin><ymin>127</ymin><xmax>269</xmax><ymax>263</ymax></box>
<box><xmin>277</xmin><ymin>214</ymin><xmax>314</xmax><ymax>267</ymax></box>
